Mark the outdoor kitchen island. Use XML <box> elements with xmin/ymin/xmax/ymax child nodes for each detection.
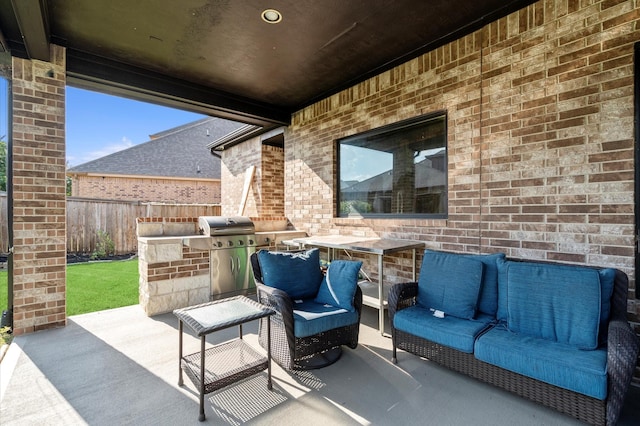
<box><xmin>283</xmin><ymin>235</ymin><xmax>424</xmax><ymax>335</ymax></box>
<box><xmin>137</xmin><ymin>216</ymin><xmax>307</xmax><ymax>316</ymax></box>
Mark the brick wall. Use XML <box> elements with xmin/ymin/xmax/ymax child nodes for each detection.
<box><xmin>137</xmin><ymin>218</ymin><xmax>210</xmax><ymax>315</ymax></box>
<box><xmin>221</xmin><ymin>138</ymin><xmax>285</xmax><ymax>217</ymax></box>
<box><xmin>140</xmin><ymin>245</ymin><xmax>208</xmax><ymax>283</ymax></box>
<box><xmin>283</xmin><ymin>0</ymin><xmax>640</xmax><ymax>378</ymax></box>
<box><xmin>11</xmin><ymin>45</ymin><xmax>67</xmax><ymax>335</ymax></box>
<box><xmin>71</xmin><ymin>174</ymin><xmax>221</xmax><ymax>203</ymax></box>
<box><xmin>260</xmin><ymin>145</ymin><xmax>285</xmax><ymax>217</ymax></box>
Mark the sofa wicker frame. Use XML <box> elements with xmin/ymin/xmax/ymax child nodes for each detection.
<box><xmin>250</xmin><ymin>252</ymin><xmax>362</xmax><ymax>371</ymax></box>
<box><xmin>388</xmin><ymin>262</ymin><xmax>639</xmax><ymax>426</ymax></box>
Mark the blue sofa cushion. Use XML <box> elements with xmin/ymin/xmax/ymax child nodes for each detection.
<box><xmin>423</xmin><ymin>250</ymin><xmax>504</xmax><ymax>318</ymax></box>
<box><xmin>394</xmin><ymin>305</ymin><xmax>493</xmax><ymax>353</ymax></box>
<box><xmin>504</xmin><ymin>261</ymin><xmax>601</xmax><ymax>350</ymax></box>
<box><xmin>463</xmin><ymin>252</ymin><xmax>505</xmax><ymax>317</ymax></box>
<box><xmin>475</xmin><ymin>326</ymin><xmax>607</xmax><ymax>400</ymax></box>
<box><xmin>258</xmin><ymin>249</ymin><xmax>323</xmax><ymax>299</ymax></box>
<box><xmin>417</xmin><ymin>251</ymin><xmax>484</xmax><ymax>319</ymax></box>
<box><xmin>292</xmin><ymin>300</ymin><xmax>359</xmax><ymax>338</ymax></box>
<box><xmin>598</xmin><ymin>268</ymin><xmax>616</xmax><ymax>344</ymax></box>
<box><xmin>315</xmin><ymin>260</ymin><xmax>363</xmax><ymax>311</ymax></box>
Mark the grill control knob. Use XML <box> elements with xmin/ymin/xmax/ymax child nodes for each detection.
<box><xmin>249</xmin><ymin>239</ymin><xmax>255</xmax><ymax>245</ymax></box>
<box><xmin>216</xmin><ymin>241</ymin><xmax>223</xmax><ymax>248</ymax></box>
<box><xmin>228</xmin><ymin>241</ymin><xmax>234</xmax><ymax>247</ymax></box>
<box><xmin>239</xmin><ymin>240</ymin><xmax>244</xmax><ymax>246</ymax></box>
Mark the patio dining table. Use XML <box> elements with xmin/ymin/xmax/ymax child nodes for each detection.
<box><xmin>282</xmin><ymin>235</ymin><xmax>424</xmax><ymax>335</ymax></box>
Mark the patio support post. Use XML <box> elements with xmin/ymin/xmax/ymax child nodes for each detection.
<box><xmin>10</xmin><ymin>45</ymin><xmax>67</xmax><ymax>335</ymax></box>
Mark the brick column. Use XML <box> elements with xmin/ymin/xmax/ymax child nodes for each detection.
<box><xmin>260</xmin><ymin>144</ymin><xmax>284</xmax><ymax>217</ymax></box>
<box><xmin>11</xmin><ymin>45</ymin><xmax>66</xmax><ymax>334</ymax></box>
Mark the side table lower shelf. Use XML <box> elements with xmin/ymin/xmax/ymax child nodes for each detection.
<box><xmin>181</xmin><ymin>339</ymin><xmax>270</xmax><ymax>395</ymax></box>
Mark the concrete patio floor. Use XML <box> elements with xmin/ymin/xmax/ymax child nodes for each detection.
<box><xmin>1</xmin><ymin>303</ymin><xmax>638</xmax><ymax>426</ymax></box>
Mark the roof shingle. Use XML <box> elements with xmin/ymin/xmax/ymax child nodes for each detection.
<box><xmin>67</xmin><ymin>117</ymin><xmax>244</xmax><ymax>179</ymax></box>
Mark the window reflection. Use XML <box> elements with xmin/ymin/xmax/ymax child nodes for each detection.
<box><xmin>338</xmin><ymin>113</ymin><xmax>447</xmax><ymax>217</ymax></box>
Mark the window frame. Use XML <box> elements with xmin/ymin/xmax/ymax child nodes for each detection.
<box><xmin>336</xmin><ymin>111</ymin><xmax>448</xmax><ymax>219</ymax></box>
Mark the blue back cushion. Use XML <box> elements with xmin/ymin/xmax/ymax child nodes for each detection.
<box><xmin>315</xmin><ymin>260</ymin><xmax>362</xmax><ymax>311</ymax></box>
<box><xmin>258</xmin><ymin>249</ymin><xmax>323</xmax><ymax>299</ymax></box>
<box><xmin>417</xmin><ymin>251</ymin><xmax>484</xmax><ymax>320</ymax></box>
<box><xmin>502</xmin><ymin>261</ymin><xmax>601</xmax><ymax>350</ymax></box>
<box><xmin>460</xmin><ymin>252</ymin><xmax>505</xmax><ymax>317</ymax></box>
<box><xmin>598</xmin><ymin>268</ymin><xmax>616</xmax><ymax>344</ymax></box>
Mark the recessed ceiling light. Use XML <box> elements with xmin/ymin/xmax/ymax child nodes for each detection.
<box><xmin>261</xmin><ymin>9</ymin><xmax>282</xmax><ymax>24</ymax></box>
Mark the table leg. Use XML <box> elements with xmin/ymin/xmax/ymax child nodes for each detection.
<box><xmin>267</xmin><ymin>316</ymin><xmax>273</xmax><ymax>390</ymax></box>
<box><xmin>178</xmin><ymin>320</ymin><xmax>183</xmax><ymax>386</ymax></box>
<box><xmin>199</xmin><ymin>336</ymin><xmax>205</xmax><ymax>422</ymax></box>
<box><xmin>412</xmin><ymin>249</ymin><xmax>417</xmax><ymax>281</ymax></box>
<box><xmin>378</xmin><ymin>254</ymin><xmax>385</xmax><ymax>335</ymax></box>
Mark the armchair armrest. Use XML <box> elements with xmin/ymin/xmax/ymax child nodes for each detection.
<box><xmin>256</xmin><ymin>283</ymin><xmax>297</xmax><ymax>354</ymax></box>
<box><xmin>256</xmin><ymin>283</ymin><xmax>293</xmax><ymax>316</ymax></box>
<box><xmin>388</xmin><ymin>281</ymin><xmax>418</xmax><ymax>327</ymax></box>
<box><xmin>606</xmin><ymin>318</ymin><xmax>640</xmax><ymax>426</ymax></box>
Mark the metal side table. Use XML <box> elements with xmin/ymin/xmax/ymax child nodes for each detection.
<box><xmin>174</xmin><ymin>296</ymin><xmax>275</xmax><ymax>421</ymax></box>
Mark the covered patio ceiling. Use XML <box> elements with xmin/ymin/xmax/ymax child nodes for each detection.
<box><xmin>0</xmin><ymin>0</ymin><xmax>535</xmax><ymax>129</ymax></box>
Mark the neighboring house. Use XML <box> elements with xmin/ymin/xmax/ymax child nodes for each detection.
<box><xmin>341</xmin><ymin>150</ymin><xmax>447</xmax><ymax>215</ymax></box>
<box><xmin>67</xmin><ymin>117</ymin><xmax>244</xmax><ymax>203</ymax></box>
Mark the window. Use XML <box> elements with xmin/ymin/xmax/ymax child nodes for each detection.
<box><xmin>338</xmin><ymin>112</ymin><xmax>447</xmax><ymax>218</ymax></box>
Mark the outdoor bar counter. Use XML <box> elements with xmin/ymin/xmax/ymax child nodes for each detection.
<box><xmin>283</xmin><ymin>235</ymin><xmax>424</xmax><ymax>334</ymax></box>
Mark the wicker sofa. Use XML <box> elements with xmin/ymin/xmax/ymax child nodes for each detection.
<box><xmin>389</xmin><ymin>249</ymin><xmax>639</xmax><ymax>426</ymax></box>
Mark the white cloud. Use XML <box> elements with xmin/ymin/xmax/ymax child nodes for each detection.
<box><xmin>69</xmin><ymin>137</ymin><xmax>135</xmax><ymax>166</ymax></box>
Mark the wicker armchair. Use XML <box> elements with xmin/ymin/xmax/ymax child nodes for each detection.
<box><xmin>250</xmin><ymin>251</ymin><xmax>362</xmax><ymax>370</ymax></box>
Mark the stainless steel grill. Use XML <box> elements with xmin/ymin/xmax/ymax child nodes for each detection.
<box><xmin>198</xmin><ymin>216</ymin><xmax>257</xmax><ymax>300</ymax></box>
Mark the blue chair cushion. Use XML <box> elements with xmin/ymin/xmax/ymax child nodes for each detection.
<box><xmin>498</xmin><ymin>260</ymin><xmax>601</xmax><ymax>350</ymax></box>
<box><xmin>258</xmin><ymin>249</ymin><xmax>323</xmax><ymax>299</ymax></box>
<box><xmin>394</xmin><ymin>305</ymin><xmax>493</xmax><ymax>353</ymax></box>
<box><xmin>315</xmin><ymin>260</ymin><xmax>363</xmax><ymax>311</ymax></box>
<box><xmin>475</xmin><ymin>326</ymin><xmax>607</xmax><ymax>400</ymax></box>
<box><xmin>417</xmin><ymin>251</ymin><xmax>484</xmax><ymax>320</ymax></box>
<box><xmin>292</xmin><ymin>300</ymin><xmax>359</xmax><ymax>338</ymax></box>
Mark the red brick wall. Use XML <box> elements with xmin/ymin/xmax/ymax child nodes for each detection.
<box><xmin>260</xmin><ymin>145</ymin><xmax>285</xmax><ymax>217</ymax></box>
<box><xmin>221</xmin><ymin>138</ymin><xmax>285</xmax><ymax>217</ymax></box>
<box><xmin>139</xmin><ymin>246</ymin><xmax>208</xmax><ymax>283</ymax></box>
<box><xmin>71</xmin><ymin>174</ymin><xmax>221</xmax><ymax>203</ymax></box>
<box><xmin>11</xmin><ymin>45</ymin><xmax>67</xmax><ymax>335</ymax></box>
<box><xmin>284</xmin><ymin>0</ymin><xmax>640</xmax><ymax>341</ymax></box>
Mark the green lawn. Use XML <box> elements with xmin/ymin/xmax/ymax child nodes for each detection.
<box><xmin>0</xmin><ymin>259</ymin><xmax>139</xmax><ymax>317</ymax></box>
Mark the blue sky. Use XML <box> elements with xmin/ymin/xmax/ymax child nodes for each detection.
<box><xmin>66</xmin><ymin>87</ymin><xmax>206</xmax><ymax>167</ymax></box>
<box><xmin>0</xmin><ymin>81</ymin><xmax>206</xmax><ymax>167</ymax></box>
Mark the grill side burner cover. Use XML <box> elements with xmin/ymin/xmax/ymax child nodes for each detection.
<box><xmin>198</xmin><ymin>216</ymin><xmax>255</xmax><ymax>236</ymax></box>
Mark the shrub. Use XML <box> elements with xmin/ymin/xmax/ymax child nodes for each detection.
<box><xmin>91</xmin><ymin>230</ymin><xmax>115</xmax><ymax>260</ymax></box>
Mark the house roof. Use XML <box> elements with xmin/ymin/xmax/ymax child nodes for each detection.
<box><xmin>67</xmin><ymin>117</ymin><xmax>244</xmax><ymax>179</ymax></box>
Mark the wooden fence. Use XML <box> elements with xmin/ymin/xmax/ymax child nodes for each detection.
<box><xmin>0</xmin><ymin>194</ymin><xmax>221</xmax><ymax>254</ymax></box>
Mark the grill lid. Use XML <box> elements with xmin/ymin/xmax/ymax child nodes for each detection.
<box><xmin>198</xmin><ymin>216</ymin><xmax>255</xmax><ymax>236</ymax></box>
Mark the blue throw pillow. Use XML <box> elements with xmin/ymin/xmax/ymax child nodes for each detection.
<box><xmin>417</xmin><ymin>251</ymin><xmax>484</xmax><ymax>320</ymax></box>
<box><xmin>258</xmin><ymin>249</ymin><xmax>323</xmax><ymax>299</ymax></box>
<box><xmin>315</xmin><ymin>260</ymin><xmax>363</xmax><ymax>311</ymax></box>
